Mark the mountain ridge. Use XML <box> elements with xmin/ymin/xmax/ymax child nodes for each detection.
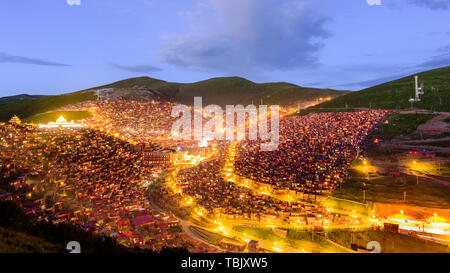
<box><xmin>0</xmin><ymin>76</ymin><xmax>348</xmax><ymax>121</ymax></box>
<box><xmin>81</xmin><ymin>76</ymin><xmax>348</xmax><ymax>106</ymax></box>
<box><xmin>0</xmin><ymin>94</ymin><xmax>46</xmax><ymax>106</ymax></box>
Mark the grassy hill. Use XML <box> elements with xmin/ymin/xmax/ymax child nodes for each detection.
<box><xmin>0</xmin><ymin>201</ymin><xmax>130</xmax><ymax>253</ymax></box>
<box><xmin>85</xmin><ymin>76</ymin><xmax>171</xmax><ymax>90</ymax></box>
<box><xmin>0</xmin><ymin>94</ymin><xmax>46</xmax><ymax>106</ymax></box>
<box><xmin>310</xmin><ymin>66</ymin><xmax>450</xmax><ymax>112</ymax></box>
<box><xmin>173</xmin><ymin>77</ymin><xmax>345</xmax><ymax>106</ymax></box>
<box><xmin>0</xmin><ymin>201</ymin><xmax>189</xmax><ymax>253</ymax></box>
<box><xmin>0</xmin><ymin>76</ymin><xmax>347</xmax><ymax>121</ymax></box>
<box><xmin>86</xmin><ymin>76</ymin><xmax>347</xmax><ymax>106</ymax></box>
<box><xmin>0</xmin><ymin>227</ymin><xmax>63</xmax><ymax>253</ymax></box>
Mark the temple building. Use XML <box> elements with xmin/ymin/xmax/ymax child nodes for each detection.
<box><xmin>9</xmin><ymin>115</ymin><xmax>22</xmax><ymax>124</ymax></box>
<box><xmin>143</xmin><ymin>148</ymin><xmax>173</xmax><ymax>167</ymax></box>
<box><xmin>39</xmin><ymin>115</ymin><xmax>83</xmax><ymax>128</ymax></box>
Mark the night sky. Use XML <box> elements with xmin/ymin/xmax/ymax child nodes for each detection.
<box><xmin>0</xmin><ymin>0</ymin><xmax>449</xmax><ymax>96</ymax></box>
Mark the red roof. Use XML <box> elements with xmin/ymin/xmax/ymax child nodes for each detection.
<box><xmin>159</xmin><ymin>223</ymin><xmax>169</xmax><ymax>230</ymax></box>
<box><xmin>132</xmin><ymin>215</ymin><xmax>155</xmax><ymax>226</ymax></box>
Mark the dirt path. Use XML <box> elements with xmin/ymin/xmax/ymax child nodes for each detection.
<box><xmin>379</xmin><ymin>142</ymin><xmax>450</xmax><ymax>153</ymax></box>
<box><xmin>415</xmin><ymin>113</ymin><xmax>450</xmax><ymax>134</ymax></box>
<box><xmin>401</xmin><ymin>137</ymin><xmax>450</xmax><ymax>144</ymax></box>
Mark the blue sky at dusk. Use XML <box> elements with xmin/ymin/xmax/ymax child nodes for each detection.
<box><xmin>0</xmin><ymin>0</ymin><xmax>449</xmax><ymax>96</ymax></box>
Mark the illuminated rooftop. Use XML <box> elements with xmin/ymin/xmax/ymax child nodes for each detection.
<box><xmin>39</xmin><ymin>115</ymin><xmax>83</xmax><ymax>128</ymax></box>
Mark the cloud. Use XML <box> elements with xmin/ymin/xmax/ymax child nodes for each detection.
<box><xmin>414</xmin><ymin>44</ymin><xmax>450</xmax><ymax>69</ymax></box>
<box><xmin>157</xmin><ymin>0</ymin><xmax>330</xmax><ymax>75</ymax></box>
<box><xmin>0</xmin><ymin>52</ymin><xmax>70</xmax><ymax>66</ymax></box>
<box><xmin>335</xmin><ymin>45</ymin><xmax>450</xmax><ymax>89</ymax></box>
<box><xmin>333</xmin><ymin>73</ymin><xmax>410</xmax><ymax>88</ymax></box>
<box><xmin>415</xmin><ymin>53</ymin><xmax>450</xmax><ymax>69</ymax></box>
<box><xmin>111</xmin><ymin>63</ymin><xmax>162</xmax><ymax>73</ymax></box>
<box><xmin>303</xmin><ymin>81</ymin><xmax>331</xmax><ymax>87</ymax></box>
<box><xmin>406</xmin><ymin>0</ymin><xmax>449</xmax><ymax>10</ymax></box>
<box><xmin>436</xmin><ymin>44</ymin><xmax>450</xmax><ymax>53</ymax></box>
<box><xmin>67</xmin><ymin>0</ymin><xmax>81</xmax><ymax>6</ymax></box>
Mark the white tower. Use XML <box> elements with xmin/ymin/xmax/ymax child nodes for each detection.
<box><xmin>414</xmin><ymin>75</ymin><xmax>424</xmax><ymax>102</ymax></box>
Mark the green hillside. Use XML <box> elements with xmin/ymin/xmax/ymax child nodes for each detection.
<box><xmin>310</xmin><ymin>66</ymin><xmax>450</xmax><ymax>111</ymax></box>
<box><xmin>0</xmin><ymin>76</ymin><xmax>347</xmax><ymax>121</ymax></box>
<box><xmin>0</xmin><ymin>94</ymin><xmax>46</xmax><ymax>106</ymax></box>
<box><xmin>0</xmin><ymin>227</ymin><xmax>63</xmax><ymax>253</ymax></box>
<box><xmin>174</xmin><ymin>77</ymin><xmax>345</xmax><ymax>106</ymax></box>
<box><xmin>0</xmin><ymin>201</ymin><xmax>130</xmax><ymax>253</ymax></box>
<box><xmin>0</xmin><ymin>92</ymin><xmax>96</xmax><ymax>122</ymax></box>
<box><xmin>85</xmin><ymin>76</ymin><xmax>171</xmax><ymax>90</ymax></box>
